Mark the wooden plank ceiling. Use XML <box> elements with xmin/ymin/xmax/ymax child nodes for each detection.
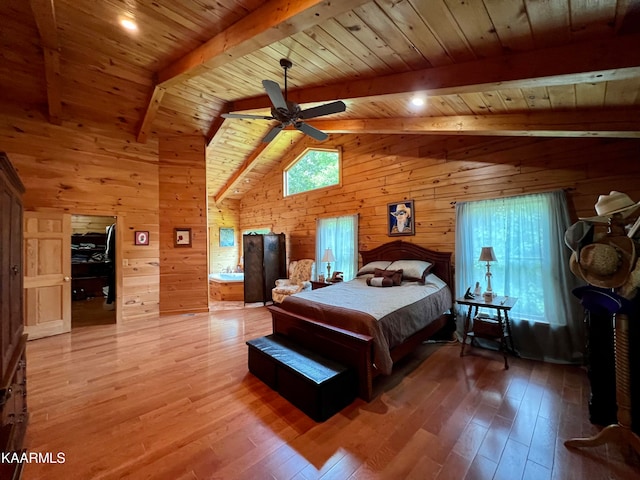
<box><xmin>2</xmin><ymin>0</ymin><xmax>639</xmax><ymax>201</ymax></box>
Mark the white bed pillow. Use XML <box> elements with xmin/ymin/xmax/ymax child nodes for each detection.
<box><xmin>356</xmin><ymin>261</ymin><xmax>392</xmax><ymax>276</ymax></box>
<box><xmin>386</xmin><ymin>260</ymin><xmax>433</xmax><ymax>284</ymax></box>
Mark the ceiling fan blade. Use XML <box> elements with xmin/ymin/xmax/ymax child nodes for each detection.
<box><xmin>262</xmin><ymin>80</ymin><xmax>288</xmax><ymax>111</ymax></box>
<box><xmin>299</xmin><ymin>101</ymin><xmax>346</xmax><ymax>120</ymax></box>
<box><xmin>262</xmin><ymin>124</ymin><xmax>284</xmax><ymax>143</ymax></box>
<box><xmin>295</xmin><ymin>122</ymin><xmax>328</xmax><ymax>141</ymax></box>
<box><xmin>221</xmin><ymin>113</ymin><xmax>274</xmax><ymax>120</ymax></box>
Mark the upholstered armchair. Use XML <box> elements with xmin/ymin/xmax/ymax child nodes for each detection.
<box><xmin>272</xmin><ymin>259</ymin><xmax>315</xmax><ymax>304</ymax></box>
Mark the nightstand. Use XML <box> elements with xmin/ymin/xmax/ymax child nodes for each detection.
<box><xmin>311</xmin><ymin>280</ymin><xmax>331</xmax><ymax>290</ymax></box>
<box><xmin>456</xmin><ymin>295</ymin><xmax>518</xmax><ymax>369</ymax></box>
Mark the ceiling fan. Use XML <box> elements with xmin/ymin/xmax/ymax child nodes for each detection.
<box><xmin>221</xmin><ymin>58</ymin><xmax>346</xmax><ymax>143</ymax></box>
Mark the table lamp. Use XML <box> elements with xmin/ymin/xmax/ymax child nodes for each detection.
<box><xmin>321</xmin><ymin>248</ymin><xmax>335</xmax><ymax>280</ymax></box>
<box><xmin>479</xmin><ymin>247</ymin><xmax>497</xmax><ymax>302</ymax></box>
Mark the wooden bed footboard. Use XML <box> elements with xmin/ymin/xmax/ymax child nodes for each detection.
<box><xmin>268</xmin><ymin>305</ymin><xmax>376</xmax><ymax>401</ymax></box>
<box><xmin>267</xmin><ymin>306</ymin><xmax>453</xmax><ymax>401</ymax></box>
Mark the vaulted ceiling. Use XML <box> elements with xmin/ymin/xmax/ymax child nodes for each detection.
<box><xmin>3</xmin><ymin>0</ymin><xmax>640</xmax><ymax>202</ymax></box>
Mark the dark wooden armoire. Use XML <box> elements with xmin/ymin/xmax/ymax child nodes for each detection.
<box><xmin>243</xmin><ymin>233</ymin><xmax>286</xmax><ymax>304</ymax></box>
<box><xmin>0</xmin><ymin>152</ymin><xmax>28</xmax><ymax>479</ymax></box>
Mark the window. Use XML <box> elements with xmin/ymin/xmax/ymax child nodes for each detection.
<box><xmin>284</xmin><ymin>148</ymin><xmax>340</xmax><ymax>196</ymax></box>
<box><xmin>316</xmin><ymin>215</ymin><xmax>358</xmax><ymax>281</ymax></box>
<box><xmin>455</xmin><ymin>191</ymin><xmax>583</xmax><ymax>363</ymax></box>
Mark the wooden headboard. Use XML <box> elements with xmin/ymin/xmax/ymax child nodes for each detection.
<box><xmin>359</xmin><ymin>240</ymin><xmax>453</xmax><ymax>291</ymax></box>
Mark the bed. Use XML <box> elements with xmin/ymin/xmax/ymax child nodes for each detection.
<box><xmin>267</xmin><ymin>240</ymin><xmax>454</xmax><ymax>401</ymax></box>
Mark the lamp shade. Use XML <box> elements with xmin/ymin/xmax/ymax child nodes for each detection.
<box><xmin>321</xmin><ymin>248</ymin><xmax>335</xmax><ymax>263</ymax></box>
<box><xmin>479</xmin><ymin>247</ymin><xmax>497</xmax><ymax>262</ymax></box>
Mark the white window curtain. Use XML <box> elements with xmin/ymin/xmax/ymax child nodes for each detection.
<box><xmin>316</xmin><ymin>214</ymin><xmax>358</xmax><ymax>281</ymax></box>
<box><xmin>455</xmin><ymin>190</ymin><xmax>584</xmax><ymax>364</ymax></box>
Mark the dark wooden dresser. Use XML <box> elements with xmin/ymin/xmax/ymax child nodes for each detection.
<box><xmin>0</xmin><ymin>152</ymin><xmax>28</xmax><ymax>479</ymax></box>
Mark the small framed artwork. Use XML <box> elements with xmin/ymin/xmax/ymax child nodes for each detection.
<box><xmin>388</xmin><ymin>200</ymin><xmax>415</xmax><ymax>236</ymax></box>
<box><xmin>219</xmin><ymin>227</ymin><xmax>234</xmax><ymax>247</ymax></box>
<box><xmin>174</xmin><ymin>228</ymin><xmax>192</xmax><ymax>247</ymax></box>
<box><xmin>134</xmin><ymin>230</ymin><xmax>149</xmax><ymax>246</ymax></box>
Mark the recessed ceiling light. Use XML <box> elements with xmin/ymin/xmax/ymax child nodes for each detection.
<box><xmin>119</xmin><ymin>17</ymin><xmax>138</xmax><ymax>32</ymax></box>
<box><xmin>411</xmin><ymin>96</ymin><xmax>425</xmax><ymax>107</ymax></box>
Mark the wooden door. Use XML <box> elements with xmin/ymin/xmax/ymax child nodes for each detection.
<box><xmin>23</xmin><ymin>211</ymin><xmax>72</xmax><ymax>340</ymax></box>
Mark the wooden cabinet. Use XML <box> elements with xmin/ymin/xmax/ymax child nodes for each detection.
<box><xmin>243</xmin><ymin>233</ymin><xmax>286</xmax><ymax>304</ymax></box>
<box><xmin>0</xmin><ymin>152</ymin><xmax>28</xmax><ymax>478</ymax></box>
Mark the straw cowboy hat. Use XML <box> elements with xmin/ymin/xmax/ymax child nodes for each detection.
<box><xmin>570</xmin><ymin>235</ymin><xmax>636</xmax><ymax>288</ymax></box>
<box><xmin>391</xmin><ymin>203</ymin><xmax>411</xmax><ymax>218</ymax></box>
<box><xmin>580</xmin><ymin>191</ymin><xmax>640</xmax><ymax>223</ymax></box>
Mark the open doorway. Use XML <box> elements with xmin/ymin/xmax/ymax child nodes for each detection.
<box><xmin>71</xmin><ymin>215</ymin><xmax>116</xmax><ymax>327</ymax></box>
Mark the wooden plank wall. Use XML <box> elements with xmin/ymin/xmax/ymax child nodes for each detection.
<box><xmin>208</xmin><ymin>198</ymin><xmax>241</xmax><ymax>274</ymax></box>
<box><xmin>71</xmin><ymin>215</ymin><xmax>114</xmax><ymax>234</ymax></box>
<box><xmin>240</xmin><ymin>134</ymin><xmax>640</xmax><ymax>263</ymax></box>
<box><xmin>159</xmin><ymin>135</ymin><xmax>209</xmax><ymax>314</ymax></box>
<box><xmin>0</xmin><ymin>107</ymin><xmax>161</xmax><ymax>321</ymax></box>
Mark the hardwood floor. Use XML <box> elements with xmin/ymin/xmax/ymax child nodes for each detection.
<box><xmin>22</xmin><ymin>307</ymin><xmax>639</xmax><ymax>479</ymax></box>
<box><xmin>71</xmin><ymin>297</ymin><xmax>116</xmax><ymax>328</ymax></box>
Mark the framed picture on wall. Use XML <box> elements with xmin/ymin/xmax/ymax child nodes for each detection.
<box><xmin>219</xmin><ymin>227</ymin><xmax>234</xmax><ymax>247</ymax></box>
<box><xmin>174</xmin><ymin>228</ymin><xmax>192</xmax><ymax>247</ymax></box>
<box><xmin>134</xmin><ymin>230</ymin><xmax>149</xmax><ymax>245</ymax></box>
<box><xmin>388</xmin><ymin>200</ymin><xmax>415</xmax><ymax>236</ymax></box>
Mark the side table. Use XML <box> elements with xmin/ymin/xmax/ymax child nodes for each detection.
<box><xmin>456</xmin><ymin>295</ymin><xmax>518</xmax><ymax>369</ymax></box>
<box><xmin>311</xmin><ymin>280</ymin><xmax>332</xmax><ymax>290</ymax></box>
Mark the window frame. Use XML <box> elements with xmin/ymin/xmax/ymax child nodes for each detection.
<box><xmin>283</xmin><ymin>147</ymin><xmax>342</xmax><ymax>197</ymax></box>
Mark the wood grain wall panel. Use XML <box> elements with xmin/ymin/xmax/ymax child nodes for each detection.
<box><xmin>71</xmin><ymin>215</ymin><xmax>113</xmax><ymax>234</ymax></box>
<box><xmin>240</xmin><ymin>133</ymin><xmax>640</xmax><ymax>263</ymax></box>
<box><xmin>0</xmin><ymin>108</ymin><xmax>160</xmax><ymax>322</ymax></box>
<box><xmin>159</xmin><ymin>135</ymin><xmax>208</xmax><ymax>314</ymax></box>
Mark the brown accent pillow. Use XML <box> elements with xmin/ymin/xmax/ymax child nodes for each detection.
<box><xmin>373</xmin><ymin>268</ymin><xmax>403</xmax><ymax>286</ymax></box>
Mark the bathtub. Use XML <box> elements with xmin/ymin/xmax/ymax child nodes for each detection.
<box><xmin>209</xmin><ymin>273</ymin><xmax>244</xmax><ymax>301</ymax></box>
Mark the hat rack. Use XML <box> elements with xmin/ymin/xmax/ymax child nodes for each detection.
<box><xmin>565</xmin><ymin>211</ymin><xmax>640</xmax><ymax>457</ymax></box>
<box><xmin>564</xmin><ymin>312</ymin><xmax>640</xmax><ymax>457</ymax></box>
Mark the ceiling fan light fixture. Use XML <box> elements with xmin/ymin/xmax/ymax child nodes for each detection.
<box><xmin>221</xmin><ymin>58</ymin><xmax>346</xmax><ymax>143</ymax></box>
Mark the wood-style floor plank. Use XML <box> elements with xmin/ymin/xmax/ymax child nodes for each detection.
<box><xmin>21</xmin><ymin>305</ymin><xmax>640</xmax><ymax>479</ymax></box>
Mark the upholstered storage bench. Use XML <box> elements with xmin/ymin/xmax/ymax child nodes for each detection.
<box><xmin>247</xmin><ymin>334</ymin><xmax>356</xmax><ymax>422</ymax></box>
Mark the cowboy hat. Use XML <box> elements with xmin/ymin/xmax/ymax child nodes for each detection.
<box><xmin>391</xmin><ymin>203</ymin><xmax>411</xmax><ymax>218</ymax></box>
<box><xmin>570</xmin><ymin>235</ymin><xmax>636</xmax><ymax>288</ymax></box>
<box><xmin>564</xmin><ymin>220</ymin><xmax>594</xmax><ymax>261</ymax></box>
<box><xmin>572</xmin><ymin>285</ymin><xmax>635</xmax><ymax>315</ymax></box>
<box><xmin>580</xmin><ymin>191</ymin><xmax>640</xmax><ymax>223</ymax></box>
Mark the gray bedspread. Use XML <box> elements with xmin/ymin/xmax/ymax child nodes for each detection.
<box><xmin>279</xmin><ymin>274</ymin><xmax>452</xmax><ymax>375</ymax></box>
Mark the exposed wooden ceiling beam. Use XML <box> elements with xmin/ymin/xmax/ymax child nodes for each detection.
<box><xmin>29</xmin><ymin>0</ymin><xmax>61</xmax><ymax>125</ymax></box>
<box><xmin>230</xmin><ymin>33</ymin><xmax>640</xmax><ymax>112</ymax></box>
<box><xmin>137</xmin><ymin>85</ymin><xmax>166</xmax><ymax>143</ymax></box>
<box><xmin>138</xmin><ymin>0</ymin><xmax>369</xmax><ymax>142</ymax></box>
<box><xmin>206</xmin><ymin>103</ymin><xmax>233</xmax><ymax>146</ymax></box>
<box><xmin>158</xmin><ymin>0</ymin><xmax>369</xmax><ymax>88</ymax></box>
<box><xmin>213</xmin><ymin>143</ymin><xmax>269</xmax><ymax>203</ymax></box>
<box><xmin>302</xmin><ymin>110</ymin><xmax>640</xmax><ymax>138</ymax></box>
